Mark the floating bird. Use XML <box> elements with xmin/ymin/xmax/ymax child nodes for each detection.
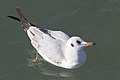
<box><xmin>8</xmin><ymin>8</ymin><xmax>95</xmax><ymax>69</ymax></box>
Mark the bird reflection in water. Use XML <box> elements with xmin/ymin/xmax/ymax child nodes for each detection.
<box><xmin>27</xmin><ymin>50</ymin><xmax>76</xmax><ymax>78</ymax></box>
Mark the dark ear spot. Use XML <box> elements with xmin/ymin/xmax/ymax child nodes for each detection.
<box><xmin>71</xmin><ymin>43</ymin><xmax>74</xmax><ymax>47</ymax></box>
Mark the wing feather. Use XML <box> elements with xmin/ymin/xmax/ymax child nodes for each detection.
<box><xmin>28</xmin><ymin>27</ymin><xmax>68</xmax><ymax>63</ymax></box>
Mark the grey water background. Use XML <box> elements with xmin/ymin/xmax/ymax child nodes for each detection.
<box><xmin>0</xmin><ymin>0</ymin><xmax>120</xmax><ymax>80</ymax></box>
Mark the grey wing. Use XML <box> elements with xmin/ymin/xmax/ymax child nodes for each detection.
<box><xmin>31</xmin><ymin>28</ymin><xmax>69</xmax><ymax>63</ymax></box>
<box><xmin>39</xmin><ymin>28</ymin><xmax>70</xmax><ymax>43</ymax></box>
<box><xmin>38</xmin><ymin>28</ymin><xmax>70</xmax><ymax>50</ymax></box>
<box><xmin>36</xmin><ymin>33</ymin><xmax>65</xmax><ymax>63</ymax></box>
<box><xmin>47</xmin><ymin>30</ymin><xmax>70</xmax><ymax>44</ymax></box>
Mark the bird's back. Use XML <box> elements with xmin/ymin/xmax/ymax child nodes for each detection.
<box><xmin>27</xmin><ymin>27</ymin><xmax>68</xmax><ymax>66</ymax></box>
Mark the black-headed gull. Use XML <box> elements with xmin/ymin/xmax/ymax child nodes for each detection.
<box><xmin>8</xmin><ymin>8</ymin><xmax>95</xmax><ymax>69</ymax></box>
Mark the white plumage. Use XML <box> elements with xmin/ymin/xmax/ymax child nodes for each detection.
<box><xmin>8</xmin><ymin>8</ymin><xmax>95</xmax><ymax>69</ymax></box>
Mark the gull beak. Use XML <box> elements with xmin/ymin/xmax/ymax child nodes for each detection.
<box><xmin>83</xmin><ymin>42</ymin><xmax>96</xmax><ymax>46</ymax></box>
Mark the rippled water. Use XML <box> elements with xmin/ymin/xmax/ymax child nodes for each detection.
<box><xmin>0</xmin><ymin>0</ymin><xmax>120</xmax><ymax>80</ymax></box>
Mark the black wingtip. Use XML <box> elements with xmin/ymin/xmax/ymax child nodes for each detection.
<box><xmin>8</xmin><ymin>15</ymin><xmax>36</xmax><ymax>26</ymax></box>
<box><xmin>8</xmin><ymin>7</ymin><xmax>36</xmax><ymax>27</ymax></box>
<box><xmin>7</xmin><ymin>15</ymin><xmax>20</xmax><ymax>22</ymax></box>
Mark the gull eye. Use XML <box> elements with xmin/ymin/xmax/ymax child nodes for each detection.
<box><xmin>71</xmin><ymin>43</ymin><xmax>74</xmax><ymax>47</ymax></box>
<box><xmin>76</xmin><ymin>40</ymin><xmax>81</xmax><ymax>44</ymax></box>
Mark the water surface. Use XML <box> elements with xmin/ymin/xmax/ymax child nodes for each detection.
<box><xmin>0</xmin><ymin>0</ymin><xmax>120</xmax><ymax>80</ymax></box>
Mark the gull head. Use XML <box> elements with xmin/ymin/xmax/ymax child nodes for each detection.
<box><xmin>66</xmin><ymin>36</ymin><xmax>95</xmax><ymax>51</ymax></box>
<box><xmin>63</xmin><ymin>36</ymin><xmax>95</xmax><ymax>69</ymax></box>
